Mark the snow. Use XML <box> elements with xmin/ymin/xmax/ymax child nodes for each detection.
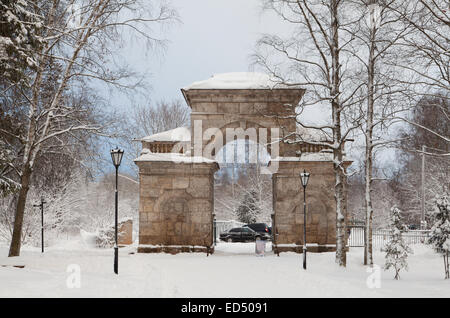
<box><xmin>272</xmin><ymin>153</ymin><xmax>352</xmax><ymax>162</ymax></box>
<box><xmin>134</xmin><ymin>151</ymin><xmax>217</xmax><ymax>164</ymax></box>
<box><xmin>296</xmin><ymin>126</ymin><xmax>332</xmax><ymax>142</ymax></box>
<box><xmin>141</xmin><ymin>127</ymin><xmax>190</xmax><ymax>143</ymax></box>
<box><xmin>276</xmin><ymin>243</ymin><xmax>319</xmax><ymax>247</ymax></box>
<box><xmin>79</xmin><ymin>230</ymin><xmax>97</xmax><ymax>248</ymax></box>
<box><xmin>183</xmin><ymin>72</ymin><xmax>296</xmax><ymax>90</ymax></box>
<box><xmin>0</xmin><ymin>240</ymin><xmax>448</xmax><ymax>297</ymax></box>
<box><xmin>0</xmin><ymin>36</ymin><xmax>13</xmax><ymax>46</ymax></box>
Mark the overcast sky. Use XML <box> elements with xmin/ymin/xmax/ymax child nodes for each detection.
<box><xmin>109</xmin><ymin>0</ymin><xmax>398</xmax><ymax>172</ymax></box>
<box><xmin>129</xmin><ymin>0</ymin><xmax>291</xmax><ymax>102</ymax></box>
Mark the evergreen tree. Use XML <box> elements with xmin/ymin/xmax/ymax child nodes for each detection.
<box><xmin>1</xmin><ymin>0</ymin><xmax>42</xmax><ymax>196</ymax></box>
<box><xmin>0</xmin><ymin>139</ymin><xmax>19</xmax><ymax>195</ymax></box>
<box><xmin>427</xmin><ymin>194</ymin><xmax>450</xmax><ymax>279</ymax></box>
<box><xmin>235</xmin><ymin>190</ymin><xmax>261</xmax><ymax>224</ymax></box>
<box><xmin>0</xmin><ymin>0</ymin><xmax>43</xmax><ymax>82</ymax></box>
<box><xmin>384</xmin><ymin>206</ymin><xmax>412</xmax><ymax>280</ymax></box>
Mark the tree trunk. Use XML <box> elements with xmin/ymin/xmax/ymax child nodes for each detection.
<box><xmin>364</xmin><ymin>24</ymin><xmax>376</xmax><ymax>266</ymax></box>
<box><xmin>8</xmin><ymin>164</ymin><xmax>32</xmax><ymax>257</ymax></box>
<box><xmin>330</xmin><ymin>0</ymin><xmax>346</xmax><ymax>267</ymax></box>
<box><xmin>364</xmin><ymin>141</ymin><xmax>374</xmax><ymax>266</ymax></box>
<box><xmin>335</xmin><ymin>163</ymin><xmax>347</xmax><ymax>267</ymax></box>
<box><xmin>445</xmin><ymin>252</ymin><xmax>449</xmax><ymax>279</ymax></box>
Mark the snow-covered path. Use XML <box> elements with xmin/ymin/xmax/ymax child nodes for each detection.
<box><xmin>0</xmin><ymin>241</ymin><xmax>448</xmax><ymax>297</ymax></box>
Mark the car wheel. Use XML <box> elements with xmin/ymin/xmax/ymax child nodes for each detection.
<box><xmin>227</xmin><ymin>238</ymin><xmax>233</xmax><ymax>243</ymax></box>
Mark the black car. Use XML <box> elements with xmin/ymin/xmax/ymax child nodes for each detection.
<box><xmin>220</xmin><ymin>227</ymin><xmax>269</xmax><ymax>242</ymax></box>
<box><xmin>244</xmin><ymin>223</ymin><xmax>271</xmax><ymax>236</ymax></box>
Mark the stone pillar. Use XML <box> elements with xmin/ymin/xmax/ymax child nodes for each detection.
<box><xmin>135</xmin><ymin>160</ymin><xmax>219</xmax><ymax>254</ymax></box>
<box><xmin>118</xmin><ymin>219</ymin><xmax>133</xmax><ymax>246</ymax></box>
<box><xmin>272</xmin><ymin>160</ymin><xmax>337</xmax><ymax>253</ymax></box>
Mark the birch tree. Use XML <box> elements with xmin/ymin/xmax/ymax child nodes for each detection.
<box><xmin>344</xmin><ymin>0</ymin><xmax>415</xmax><ymax>265</ymax></box>
<box><xmin>3</xmin><ymin>0</ymin><xmax>176</xmax><ymax>257</ymax></box>
<box><xmin>255</xmin><ymin>0</ymin><xmax>365</xmax><ymax>266</ymax></box>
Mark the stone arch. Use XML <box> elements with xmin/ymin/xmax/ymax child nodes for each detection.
<box><xmin>136</xmin><ymin>77</ymin><xmax>349</xmax><ymax>254</ymax></box>
<box><xmin>203</xmin><ymin>120</ymin><xmax>274</xmax><ymax>160</ymax></box>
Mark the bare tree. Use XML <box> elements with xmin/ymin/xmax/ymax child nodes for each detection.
<box><xmin>255</xmin><ymin>0</ymin><xmax>367</xmax><ymax>266</ymax></box>
<box><xmin>3</xmin><ymin>0</ymin><xmax>177</xmax><ymax>257</ymax></box>
<box><xmin>132</xmin><ymin>100</ymin><xmax>191</xmax><ymax>137</ymax></box>
<box><xmin>391</xmin><ymin>0</ymin><xmax>449</xmax><ymax>146</ymax></box>
<box><xmin>120</xmin><ymin>99</ymin><xmax>190</xmax><ymax>174</ymax></box>
<box><xmin>344</xmin><ymin>0</ymin><xmax>415</xmax><ymax>265</ymax></box>
<box><xmin>394</xmin><ymin>96</ymin><xmax>449</xmax><ymax>225</ymax></box>
<box><xmin>396</xmin><ymin>0</ymin><xmax>449</xmax><ymax>96</ymax></box>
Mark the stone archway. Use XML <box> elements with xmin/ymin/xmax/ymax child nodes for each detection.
<box><xmin>135</xmin><ymin>73</ymin><xmax>350</xmax><ymax>254</ymax></box>
<box><xmin>183</xmin><ymin>87</ymin><xmax>304</xmax><ymax>159</ymax></box>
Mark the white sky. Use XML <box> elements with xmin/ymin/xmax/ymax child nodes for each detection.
<box><xmin>122</xmin><ymin>0</ymin><xmax>292</xmax><ymax>102</ymax></box>
<box><xmin>109</xmin><ymin>0</ymin><xmax>398</xmax><ymax>174</ymax></box>
<box><xmin>115</xmin><ymin>0</ymin><xmax>331</xmax><ymax>129</ymax></box>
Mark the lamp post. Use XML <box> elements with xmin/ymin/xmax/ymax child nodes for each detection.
<box><xmin>110</xmin><ymin>147</ymin><xmax>124</xmax><ymax>275</ymax></box>
<box><xmin>213</xmin><ymin>216</ymin><xmax>217</xmax><ymax>246</ymax></box>
<box><xmin>300</xmin><ymin>169</ymin><xmax>310</xmax><ymax>270</ymax></box>
<box><xmin>33</xmin><ymin>197</ymin><xmax>46</xmax><ymax>253</ymax></box>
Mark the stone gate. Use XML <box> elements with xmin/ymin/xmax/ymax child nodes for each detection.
<box><xmin>135</xmin><ymin>73</ymin><xmax>350</xmax><ymax>254</ymax></box>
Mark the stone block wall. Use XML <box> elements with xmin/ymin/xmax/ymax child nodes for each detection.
<box><xmin>135</xmin><ymin>160</ymin><xmax>218</xmax><ymax>252</ymax></box>
<box><xmin>272</xmin><ymin>161</ymin><xmax>338</xmax><ymax>252</ymax></box>
<box><xmin>134</xmin><ymin>87</ymin><xmax>351</xmax><ymax>255</ymax></box>
<box><xmin>183</xmin><ymin>89</ymin><xmax>305</xmax><ymax>157</ymax></box>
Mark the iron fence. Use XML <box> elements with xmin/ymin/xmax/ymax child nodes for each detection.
<box><xmin>347</xmin><ymin>227</ymin><xmax>430</xmax><ymax>248</ymax></box>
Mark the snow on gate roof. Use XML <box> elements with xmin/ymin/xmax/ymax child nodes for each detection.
<box><xmin>182</xmin><ymin>72</ymin><xmax>296</xmax><ymax>90</ymax></box>
<box><xmin>134</xmin><ymin>150</ymin><xmax>217</xmax><ymax>164</ymax></box>
<box><xmin>140</xmin><ymin>126</ymin><xmax>191</xmax><ymax>143</ymax></box>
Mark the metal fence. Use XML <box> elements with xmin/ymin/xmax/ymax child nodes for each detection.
<box><xmin>214</xmin><ymin>219</ymin><xmax>430</xmax><ymax>248</ymax></box>
<box><xmin>348</xmin><ymin>227</ymin><xmax>430</xmax><ymax>248</ymax></box>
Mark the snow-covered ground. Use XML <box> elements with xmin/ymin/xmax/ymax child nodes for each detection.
<box><xmin>0</xmin><ymin>240</ymin><xmax>448</xmax><ymax>297</ymax></box>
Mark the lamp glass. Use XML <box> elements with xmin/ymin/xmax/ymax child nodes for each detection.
<box><xmin>110</xmin><ymin>148</ymin><xmax>124</xmax><ymax>167</ymax></box>
<box><xmin>300</xmin><ymin>169</ymin><xmax>310</xmax><ymax>187</ymax></box>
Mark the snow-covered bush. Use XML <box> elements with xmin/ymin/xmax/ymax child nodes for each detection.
<box><xmin>96</xmin><ymin>227</ymin><xmax>115</xmax><ymax>248</ymax></box>
<box><xmin>0</xmin><ymin>169</ymin><xmax>138</xmax><ymax>247</ymax></box>
<box><xmin>95</xmin><ymin>221</ymin><xmax>130</xmax><ymax>248</ymax></box>
<box><xmin>427</xmin><ymin>194</ymin><xmax>450</xmax><ymax>279</ymax></box>
<box><xmin>383</xmin><ymin>206</ymin><xmax>412</xmax><ymax>280</ymax></box>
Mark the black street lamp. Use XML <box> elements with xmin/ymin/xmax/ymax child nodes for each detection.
<box><xmin>300</xmin><ymin>169</ymin><xmax>310</xmax><ymax>270</ymax></box>
<box><xmin>110</xmin><ymin>147</ymin><xmax>124</xmax><ymax>275</ymax></box>
<box><xmin>213</xmin><ymin>215</ymin><xmax>217</xmax><ymax>246</ymax></box>
<box><xmin>33</xmin><ymin>197</ymin><xmax>46</xmax><ymax>253</ymax></box>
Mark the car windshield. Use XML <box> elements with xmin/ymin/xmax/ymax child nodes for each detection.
<box><xmin>247</xmin><ymin>224</ymin><xmax>267</xmax><ymax>230</ymax></box>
